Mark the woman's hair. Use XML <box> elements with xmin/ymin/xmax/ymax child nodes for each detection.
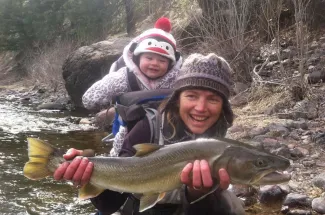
<box><xmin>159</xmin><ymin>91</ymin><xmax>181</xmax><ymax>139</ymax></box>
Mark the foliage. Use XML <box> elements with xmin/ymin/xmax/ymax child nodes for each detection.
<box><xmin>0</xmin><ymin>0</ymin><xmax>124</xmax><ymax>51</ymax></box>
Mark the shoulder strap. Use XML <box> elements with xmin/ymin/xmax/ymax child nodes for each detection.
<box><xmin>145</xmin><ymin>108</ymin><xmax>161</xmax><ymax>145</ymax></box>
<box><xmin>127</xmin><ymin>68</ymin><xmax>141</xmax><ymax>91</ymax></box>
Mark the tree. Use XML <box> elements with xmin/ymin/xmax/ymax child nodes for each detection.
<box><xmin>124</xmin><ymin>0</ymin><xmax>135</xmax><ymax>36</ymax></box>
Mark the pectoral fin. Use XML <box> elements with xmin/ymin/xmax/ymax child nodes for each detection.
<box><xmin>190</xmin><ymin>183</ymin><xmax>219</xmax><ymax>204</ymax></box>
<box><xmin>78</xmin><ymin>183</ymin><xmax>105</xmax><ymax>200</ymax></box>
<box><xmin>139</xmin><ymin>192</ymin><xmax>166</xmax><ymax>212</ymax></box>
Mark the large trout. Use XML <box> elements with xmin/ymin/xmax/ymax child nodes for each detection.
<box><xmin>24</xmin><ymin>137</ymin><xmax>291</xmax><ymax>212</ymax></box>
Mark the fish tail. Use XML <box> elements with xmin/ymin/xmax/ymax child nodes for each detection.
<box><xmin>23</xmin><ymin>138</ymin><xmax>56</xmax><ymax>180</ymax></box>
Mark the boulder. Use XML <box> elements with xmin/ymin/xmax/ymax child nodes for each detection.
<box><xmin>62</xmin><ymin>37</ymin><xmax>131</xmax><ymax>108</ymax></box>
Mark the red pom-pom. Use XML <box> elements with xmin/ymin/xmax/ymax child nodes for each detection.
<box><xmin>154</xmin><ymin>17</ymin><xmax>172</xmax><ymax>33</ymax></box>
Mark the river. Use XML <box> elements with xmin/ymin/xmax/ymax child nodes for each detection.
<box><xmin>0</xmin><ymin>95</ymin><xmax>109</xmax><ymax>215</ymax></box>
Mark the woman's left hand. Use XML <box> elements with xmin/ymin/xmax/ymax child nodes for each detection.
<box><xmin>180</xmin><ymin>160</ymin><xmax>230</xmax><ymax>200</ymax></box>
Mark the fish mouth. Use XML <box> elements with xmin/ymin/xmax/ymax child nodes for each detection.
<box><xmin>250</xmin><ymin>169</ymin><xmax>291</xmax><ymax>185</ymax></box>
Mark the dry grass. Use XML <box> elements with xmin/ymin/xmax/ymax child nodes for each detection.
<box><xmin>24</xmin><ymin>39</ymin><xmax>78</xmax><ymax>91</ymax></box>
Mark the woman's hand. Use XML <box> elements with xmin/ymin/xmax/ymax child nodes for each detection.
<box><xmin>53</xmin><ymin>148</ymin><xmax>94</xmax><ymax>188</ymax></box>
<box><xmin>180</xmin><ymin>160</ymin><xmax>230</xmax><ymax>201</ymax></box>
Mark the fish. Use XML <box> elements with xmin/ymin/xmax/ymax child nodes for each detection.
<box><xmin>23</xmin><ymin>137</ymin><xmax>291</xmax><ymax>212</ymax></box>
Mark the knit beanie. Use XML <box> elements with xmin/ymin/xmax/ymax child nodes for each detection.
<box><xmin>133</xmin><ymin>17</ymin><xmax>177</xmax><ymax>65</ymax></box>
<box><xmin>165</xmin><ymin>53</ymin><xmax>234</xmax><ymax>126</ymax></box>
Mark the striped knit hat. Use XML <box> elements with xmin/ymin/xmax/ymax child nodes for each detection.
<box><xmin>174</xmin><ymin>53</ymin><xmax>233</xmax><ymax>99</ymax></box>
<box><xmin>133</xmin><ymin>17</ymin><xmax>177</xmax><ymax>64</ymax></box>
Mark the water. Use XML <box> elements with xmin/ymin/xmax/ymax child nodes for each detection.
<box><xmin>0</xmin><ymin>96</ymin><xmax>109</xmax><ymax>215</ymax></box>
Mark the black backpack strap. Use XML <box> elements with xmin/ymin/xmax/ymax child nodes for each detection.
<box><xmin>127</xmin><ymin>68</ymin><xmax>141</xmax><ymax>91</ymax></box>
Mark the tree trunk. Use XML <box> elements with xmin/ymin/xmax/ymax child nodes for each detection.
<box><xmin>124</xmin><ymin>0</ymin><xmax>135</xmax><ymax>36</ymax></box>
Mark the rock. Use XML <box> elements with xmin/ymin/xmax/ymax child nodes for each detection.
<box><xmin>249</xmin><ymin>126</ymin><xmax>269</xmax><ymax>138</ymax></box>
<box><xmin>310</xmin><ymin>41</ymin><xmax>319</xmax><ymax>49</ymax></box>
<box><xmin>37</xmin><ymin>102</ymin><xmax>66</xmax><ymax>110</ymax></box>
<box><xmin>310</xmin><ymin>152</ymin><xmax>320</xmax><ymax>159</ymax></box>
<box><xmin>292</xmin><ymin>100</ymin><xmax>318</xmax><ymax>120</ymax></box>
<box><xmin>288</xmin><ymin>181</ymin><xmax>300</xmax><ymax>190</ymax></box>
<box><xmin>268</xmin><ymin>123</ymin><xmax>290</xmax><ymax>137</ymax></box>
<box><xmin>283</xmin><ymin>193</ymin><xmax>312</xmax><ymax>208</ymax></box>
<box><xmin>37</xmin><ymin>88</ymin><xmax>46</xmax><ymax>94</ymax></box>
<box><xmin>229</xmin><ymin>184</ymin><xmax>257</xmax><ymax>198</ymax></box>
<box><xmin>20</xmin><ymin>97</ymin><xmax>30</xmax><ymax>104</ymax></box>
<box><xmin>306</xmin><ymin>56</ymin><xmax>320</xmax><ymax>65</ymax></box>
<box><xmin>291</xmin><ymin>112</ymin><xmax>309</xmax><ymax>120</ymax></box>
<box><xmin>295</xmin><ymin>147</ymin><xmax>309</xmax><ymax>156</ymax></box>
<box><xmin>258</xmin><ymin>185</ymin><xmax>289</xmax><ymax>204</ymax></box>
<box><xmin>301</xmin><ymin>160</ymin><xmax>315</xmax><ymax>167</ymax></box>
<box><xmin>306</xmin><ymin>70</ymin><xmax>325</xmax><ymax>84</ymax></box>
<box><xmin>307</xmin><ymin>65</ymin><xmax>316</xmax><ymax>72</ymax></box>
<box><xmin>311</xmin><ymin>132</ymin><xmax>325</xmax><ymax>145</ymax></box>
<box><xmin>271</xmin><ymin>145</ymin><xmax>291</xmax><ymax>159</ymax></box>
<box><xmin>233</xmin><ymin>82</ymin><xmax>249</xmax><ymax>94</ymax></box>
<box><xmin>281</xmin><ymin>205</ymin><xmax>290</xmax><ymax>214</ymax></box>
<box><xmin>261</xmin><ymin>138</ymin><xmax>281</xmax><ymax>151</ymax></box>
<box><xmin>66</xmin><ymin>116</ymin><xmax>82</xmax><ymax>124</ymax></box>
<box><xmin>62</xmin><ymin>37</ymin><xmax>131</xmax><ymax>109</ymax></box>
<box><xmin>288</xmin><ymin>131</ymin><xmax>302</xmax><ymax>141</ymax></box>
<box><xmin>277</xmin><ymin>112</ymin><xmax>294</xmax><ymax>119</ymax></box>
<box><xmin>227</xmin><ymin>125</ymin><xmax>245</xmax><ymax>134</ymax></box>
<box><xmin>316</xmin><ymin>161</ymin><xmax>325</xmax><ymax>167</ymax></box>
<box><xmin>312</xmin><ymin>197</ymin><xmax>325</xmax><ymax>214</ymax></box>
<box><xmin>289</xmin><ymin>148</ymin><xmax>305</xmax><ymax>160</ymax></box>
<box><xmin>230</xmin><ymin>92</ymin><xmax>249</xmax><ymax>107</ymax></box>
<box><xmin>266</xmin><ymin>60</ymin><xmax>279</xmax><ymax>69</ymax></box>
<box><xmin>291</xmin><ymin>120</ymin><xmax>308</xmax><ymax>130</ymax></box>
<box><xmin>311</xmin><ymin>173</ymin><xmax>325</xmax><ymax>191</ymax></box>
<box><xmin>79</xmin><ymin>118</ymin><xmax>92</xmax><ymax>125</ymax></box>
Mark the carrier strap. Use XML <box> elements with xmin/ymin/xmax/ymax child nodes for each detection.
<box><xmin>127</xmin><ymin>68</ymin><xmax>141</xmax><ymax>91</ymax></box>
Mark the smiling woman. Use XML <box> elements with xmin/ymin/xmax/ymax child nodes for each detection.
<box><xmin>52</xmin><ymin>53</ymin><xmax>245</xmax><ymax>215</ymax></box>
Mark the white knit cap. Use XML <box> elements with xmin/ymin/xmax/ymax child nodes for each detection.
<box><xmin>133</xmin><ymin>17</ymin><xmax>176</xmax><ymax>64</ymax></box>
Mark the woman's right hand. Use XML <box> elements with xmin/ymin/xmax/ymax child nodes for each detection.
<box><xmin>53</xmin><ymin>148</ymin><xmax>94</xmax><ymax>187</ymax></box>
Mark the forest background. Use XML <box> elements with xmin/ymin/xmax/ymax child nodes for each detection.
<box><xmin>0</xmin><ymin>0</ymin><xmax>325</xmax><ymax>103</ymax></box>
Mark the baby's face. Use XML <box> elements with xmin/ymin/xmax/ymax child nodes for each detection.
<box><xmin>139</xmin><ymin>53</ymin><xmax>169</xmax><ymax>79</ymax></box>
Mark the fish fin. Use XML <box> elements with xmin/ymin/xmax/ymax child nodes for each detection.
<box><xmin>23</xmin><ymin>138</ymin><xmax>56</xmax><ymax>180</ymax></box>
<box><xmin>133</xmin><ymin>144</ymin><xmax>162</xmax><ymax>157</ymax></box>
<box><xmin>190</xmin><ymin>183</ymin><xmax>219</xmax><ymax>204</ymax></box>
<box><xmin>139</xmin><ymin>192</ymin><xmax>166</xmax><ymax>212</ymax></box>
<box><xmin>78</xmin><ymin>183</ymin><xmax>105</xmax><ymax>200</ymax></box>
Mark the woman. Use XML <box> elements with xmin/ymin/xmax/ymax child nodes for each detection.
<box><xmin>54</xmin><ymin>53</ymin><xmax>245</xmax><ymax>215</ymax></box>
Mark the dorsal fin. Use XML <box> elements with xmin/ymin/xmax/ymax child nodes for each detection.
<box><xmin>133</xmin><ymin>144</ymin><xmax>162</xmax><ymax>157</ymax></box>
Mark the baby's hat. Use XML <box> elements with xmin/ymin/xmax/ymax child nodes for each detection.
<box><xmin>133</xmin><ymin>17</ymin><xmax>176</xmax><ymax>64</ymax></box>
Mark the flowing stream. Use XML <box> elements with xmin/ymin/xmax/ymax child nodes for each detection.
<box><xmin>0</xmin><ymin>95</ymin><xmax>108</xmax><ymax>215</ymax></box>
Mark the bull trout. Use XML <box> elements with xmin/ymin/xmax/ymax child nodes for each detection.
<box><xmin>24</xmin><ymin>137</ymin><xmax>291</xmax><ymax>212</ymax></box>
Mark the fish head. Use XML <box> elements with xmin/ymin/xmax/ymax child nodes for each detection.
<box><xmin>218</xmin><ymin>146</ymin><xmax>291</xmax><ymax>185</ymax></box>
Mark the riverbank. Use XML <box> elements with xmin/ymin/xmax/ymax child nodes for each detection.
<box><xmin>0</xmin><ymin>80</ymin><xmax>324</xmax><ymax>214</ymax></box>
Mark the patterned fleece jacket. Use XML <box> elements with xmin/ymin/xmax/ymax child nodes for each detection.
<box><xmin>82</xmin><ymin>38</ymin><xmax>182</xmax><ymax>111</ymax></box>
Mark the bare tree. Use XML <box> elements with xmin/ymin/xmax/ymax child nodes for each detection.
<box><xmin>124</xmin><ymin>0</ymin><xmax>136</xmax><ymax>36</ymax></box>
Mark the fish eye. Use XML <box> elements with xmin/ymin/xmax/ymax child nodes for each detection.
<box><xmin>255</xmin><ymin>158</ymin><xmax>268</xmax><ymax>167</ymax></box>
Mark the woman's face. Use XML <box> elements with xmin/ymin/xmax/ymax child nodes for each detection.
<box><xmin>139</xmin><ymin>53</ymin><xmax>169</xmax><ymax>79</ymax></box>
<box><xmin>178</xmin><ymin>89</ymin><xmax>223</xmax><ymax>134</ymax></box>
